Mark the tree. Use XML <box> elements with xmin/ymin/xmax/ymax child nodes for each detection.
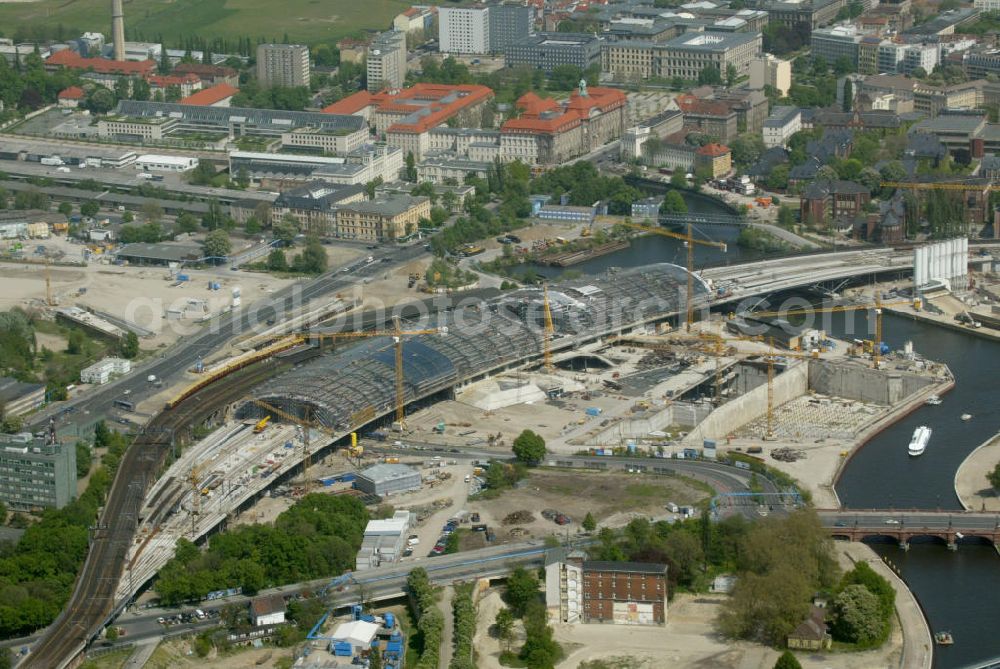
<box><xmin>512</xmin><ymin>429</ymin><xmax>546</xmax><ymax>465</ymax></box>
<box><xmin>58</xmin><ymin>201</ymin><xmax>72</xmax><ymax>218</ymax></box>
<box><xmin>86</xmin><ymin>87</ymin><xmax>115</xmax><ymax>114</ymax></box>
<box><xmin>80</xmin><ymin>201</ymin><xmax>99</xmax><ymax>218</ymax></box>
<box><xmin>365</xmin><ymin>177</ymin><xmax>383</xmax><ymax>201</ymax></box>
<box><xmin>267</xmin><ymin>248</ymin><xmax>288</xmax><ymax>272</ymax></box>
<box><xmin>494</xmin><ymin>607</ymin><xmax>515</xmax><ymax>651</ymax></box>
<box><xmin>122</xmin><ymin>211</ymin><xmax>134</xmax><ymax>223</ymax></box>
<box><xmin>292</xmin><ymin>237</ymin><xmax>327</xmax><ymax>274</ymax></box>
<box><xmin>66</xmin><ymin>329</ymin><xmax>86</xmax><ymax>355</ymax></box>
<box><xmin>404</xmin><ymin>151</ymin><xmax>417</xmax><ymax>182</ymax></box>
<box><xmin>273</xmin><ymin>218</ymin><xmax>297</xmax><ymax>245</ymax></box>
<box><xmin>842</xmin><ymin>78</ymin><xmax>853</xmax><ymax>112</ymax></box>
<box><xmin>504</xmin><ymin>566</ymin><xmax>539</xmax><ymax>616</ymax></box>
<box><xmin>988</xmin><ymin>462</ymin><xmax>1000</xmax><ymax>490</ymax></box>
<box><xmin>244</xmin><ymin>216</ymin><xmax>261</xmax><ymax>235</ymax></box>
<box><xmin>671</xmin><ymin>170</ymin><xmax>688</xmax><ymax>189</ymax></box>
<box><xmin>165</xmin><ymin>85</ymin><xmax>182</xmax><ymax>102</ymax></box>
<box><xmin>816</xmin><ymin>165</ymin><xmax>839</xmax><ymax>181</ymax></box>
<box><xmin>202</xmin><ymin>229</ymin><xmax>231</xmax><ymax>261</ymax></box>
<box><xmin>582</xmin><ymin>512</ymin><xmax>596</xmax><ymax>532</ymax></box>
<box><xmin>730</xmin><ymin>135</ymin><xmax>764</xmax><ymax>168</ymax></box>
<box><xmin>176</xmin><ymin>212</ymin><xmax>199</xmax><ymax>234</ymax></box>
<box><xmin>120</xmin><ymin>331</ymin><xmax>139</xmax><ymax>359</ymax></box>
<box><xmin>698</xmin><ymin>64</ymin><xmax>723</xmax><ymax>85</ymax></box>
<box><xmin>777</xmin><ymin>205</ymin><xmax>796</xmax><ymax>229</ymax></box>
<box><xmin>660</xmin><ymin>190</ymin><xmax>688</xmax><ymax>214</ymax></box>
<box><xmin>726</xmin><ymin>63</ymin><xmax>738</xmax><ymax>87</ymax></box>
<box><xmin>774</xmin><ymin>650</ymin><xmax>803</xmax><ymax>669</ymax></box>
<box><xmin>141</xmin><ymin>201</ymin><xmax>163</xmax><ymax>224</ymax></box>
<box><xmin>75</xmin><ymin>441</ymin><xmax>92</xmax><ymax>479</ymax></box>
<box><xmin>830</xmin><ymin>584</ymin><xmax>884</xmax><ymax>645</ymax></box>
<box><xmin>519</xmin><ymin>601</ymin><xmax>561</xmax><ymax>669</ymax></box>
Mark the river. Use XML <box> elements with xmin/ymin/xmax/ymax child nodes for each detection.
<box><xmin>532</xmin><ymin>185</ymin><xmax>1000</xmax><ymax>667</ymax></box>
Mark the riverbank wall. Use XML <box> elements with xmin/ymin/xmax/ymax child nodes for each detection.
<box><xmin>884</xmin><ymin>306</ymin><xmax>1000</xmax><ymax>343</ymax></box>
<box><xmin>954</xmin><ymin>431</ymin><xmax>1000</xmax><ymax>511</ymax></box>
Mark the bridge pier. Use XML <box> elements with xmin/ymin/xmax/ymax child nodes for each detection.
<box><xmin>899</xmin><ymin>541</ymin><xmax>910</xmax><ymax>551</ymax></box>
<box><xmin>947</xmin><ymin>542</ymin><xmax>958</xmax><ymax>551</ymax></box>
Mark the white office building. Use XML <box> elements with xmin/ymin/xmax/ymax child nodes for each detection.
<box><xmin>136</xmin><ymin>154</ymin><xmax>199</xmax><ymax>172</ymax></box>
<box><xmin>439</xmin><ymin>6</ymin><xmax>490</xmax><ymax>55</ymax></box>
<box><xmin>356</xmin><ymin>510</ymin><xmax>412</xmax><ymax>570</ymax></box>
<box><xmin>80</xmin><ymin>358</ymin><xmax>131</xmax><ymax>385</ymax></box>
<box><xmin>762</xmin><ymin>106</ymin><xmax>801</xmax><ymax>148</ymax></box>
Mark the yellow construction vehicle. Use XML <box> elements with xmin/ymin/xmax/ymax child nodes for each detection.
<box><xmin>253</xmin><ymin>415</ymin><xmax>271</xmax><ymax>433</ymax></box>
<box><xmin>621</xmin><ymin>221</ymin><xmax>727</xmax><ymax>332</ymax></box>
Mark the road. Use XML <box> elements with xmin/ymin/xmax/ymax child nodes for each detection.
<box><xmin>30</xmin><ymin>243</ymin><xmax>427</xmax><ymax>435</ymax></box>
<box><xmin>817</xmin><ymin>509</ymin><xmax>1000</xmax><ymax>532</ymax></box>
<box><xmin>7</xmin><ymin>540</ymin><xmax>551</xmax><ymax>658</ymax></box>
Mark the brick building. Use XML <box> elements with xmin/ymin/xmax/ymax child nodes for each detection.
<box><xmin>800</xmin><ymin>179</ymin><xmax>871</xmax><ymax>227</ymax></box>
<box><xmin>546</xmin><ymin>552</ymin><xmax>668</xmax><ymax>626</ymax></box>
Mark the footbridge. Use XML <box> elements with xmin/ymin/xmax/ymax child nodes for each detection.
<box><xmin>817</xmin><ymin>509</ymin><xmax>1000</xmax><ymax>550</ymax></box>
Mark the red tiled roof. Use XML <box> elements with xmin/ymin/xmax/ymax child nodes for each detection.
<box><xmin>58</xmin><ymin>86</ymin><xmax>85</xmax><ymax>100</ymax></box>
<box><xmin>45</xmin><ymin>50</ymin><xmax>155</xmax><ymax>76</ymax></box>
<box><xmin>322</xmin><ymin>91</ymin><xmax>376</xmax><ymax>114</ymax></box>
<box><xmin>697</xmin><ymin>142</ymin><xmax>731</xmax><ymax>157</ymax></box>
<box><xmin>147</xmin><ymin>73</ymin><xmax>200</xmax><ymax>88</ymax></box>
<box><xmin>403</xmin><ymin>7</ymin><xmax>421</xmax><ymax>16</ymax></box>
<box><xmin>675</xmin><ymin>94</ymin><xmax>733</xmax><ymax>118</ymax></box>
<box><xmin>172</xmin><ymin>62</ymin><xmax>238</xmax><ymax>78</ymax></box>
<box><xmin>502</xmin><ymin>87</ymin><xmax>626</xmax><ymax>135</ymax></box>
<box><xmin>180</xmin><ymin>83</ymin><xmax>239</xmax><ymax>106</ymax></box>
<box><xmin>325</xmin><ymin>84</ymin><xmax>495</xmax><ymax>134</ymax></box>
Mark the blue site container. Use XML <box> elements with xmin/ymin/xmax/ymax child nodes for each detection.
<box><xmin>627</xmin><ymin>442</ymin><xmax>636</xmax><ymax>454</ymax></box>
<box><xmin>386</xmin><ymin>641</ymin><xmax>403</xmax><ymax>653</ymax></box>
<box><xmin>340</xmin><ymin>473</ymin><xmax>356</xmax><ymax>482</ymax></box>
<box><xmin>389</xmin><ymin>633</ymin><xmax>402</xmax><ymax>642</ymax></box>
<box><xmin>683</xmin><ymin>448</ymin><xmax>699</xmax><ymax>459</ymax></box>
<box><xmin>371</xmin><ymin>639</ymin><xmax>380</xmax><ymax>648</ymax></box>
<box><xmin>384</xmin><ymin>612</ymin><xmax>395</xmax><ymax>629</ymax></box>
<box><xmin>360</xmin><ymin>613</ymin><xmax>376</xmax><ymax>623</ymax></box>
<box><xmin>585</xmin><ymin>407</ymin><xmax>602</xmax><ymax>416</ymax></box>
<box><xmin>177</xmin><ymin>274</ymin><xmax>189</xmax><ymax>281</ymax></box>
<box><xmin>352</xmin><ymin>604</ymin><xmax>363</xmax><ymax>620</ymax></box>
<box><xmin>332</xmin><ymin>642</ymin><xmax>352</xmax><ymax>656</ymax></box>
<box><xmin>703</xmin><ymin>439</ymin><xmax>716</xmax><ymax>449</ymax></box>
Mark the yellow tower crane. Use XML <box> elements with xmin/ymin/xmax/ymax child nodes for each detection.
<box><xmin>621</xmin><ymin>222</ymin><xmax>728</xmax><ymax>332</ymax></box>
<box><xmin>691</xmin><ymin>337</ymin><xmax>822</xmax><ymax>439</ymax></box>
<box><xmin>542</xmin><ymin>284</ymin><xmax>555</xmax><ymax>372</ymax></box>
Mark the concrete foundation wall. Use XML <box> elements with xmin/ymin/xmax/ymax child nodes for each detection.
<box><xmin>808</xmin><ymin>360</ymin><xmax>933</xmax><ymax>405</ymax></box>
<box><xmin>589</xmin><ymin>402</ymin><xmax>713</xmax><ymax>446</ymax></box>
<box><xmin>683</xmin><ymin>362</ymin><xmax>809</xmax><ymax>445</ymax></box>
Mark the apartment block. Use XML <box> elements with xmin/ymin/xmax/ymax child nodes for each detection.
<box><xmin>489</xmin><ymin>3</ymin><xmax>534</xmax><ymax>53</ymax></box>
<box><xmin>763</xmin><ymin>105</ymin><xmax>801</xmax><ymax>148</ymax></box>
<box><xmin>256</xmin><ymin>43</ymin><xmax>310</xmax><ymax>88</ymax></box>
<box><xmin>0</xmin><ymin>432</ymin><xmax>76</xmax><ymax>511</ymax></box>
<box><xmin>367</xmin><ymin>31</ymin><xmax>407</xmax><ymax>92</ymax></box>
<box><xmin>439</xmin><ymin>5</ymin><xmax>491</xmax><ymax>54</ymax></box>
<box><xmin>749</xmin><ymin>53</ymin><xmax>791</xmax><ymax>96</ymax></box>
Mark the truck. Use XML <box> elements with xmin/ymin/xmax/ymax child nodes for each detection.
<box><xmin>40</xmin><ymin>156</ymin><xmax>64</xmax><ymax>166</ymax></box>
<box><xmin>147</xmin><ymin>375</ymin><xmax>157</xmax><ymax>383</ymax></box>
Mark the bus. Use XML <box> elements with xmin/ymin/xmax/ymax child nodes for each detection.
<box><xmin>113</xmin><ymin>399</ymin><xmax>135</xmax><ymax>412</ymax></box>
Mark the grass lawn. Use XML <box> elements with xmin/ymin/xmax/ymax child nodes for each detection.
<box><xmin>0</xmin><ymin>0</ymin><xmax>411</xmax><ymax>46</ymax></box>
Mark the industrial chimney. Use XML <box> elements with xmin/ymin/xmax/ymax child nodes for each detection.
<box><xmin>112</xmin><ymin>0</ymin><xmax>125</xmax><ymax>61</ymax></box>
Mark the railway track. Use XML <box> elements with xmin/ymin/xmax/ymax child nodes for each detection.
<box><xmin>22</xmin><ymin>360</ymin><xmax>287</xmax><ymax>669</ymax></box>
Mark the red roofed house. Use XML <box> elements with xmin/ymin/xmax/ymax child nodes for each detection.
<box><xmin>44</xmin><ymin>50</ymin><xmax>156</xmax><ymax>78</ymax></box>
<box><xmin>674</xmin><ymin>93</ymin><xmax>739</xmax><ymax>142</ymax></box>
<box><xmin>695</xmin><ymin>142</ymin><xmax>732</xmax><ymax>178</ymax></box>
<box><xmin>172</xmin><ymin>63</ymin><xmax>239</xmax><ymax>87</ymax></box>
<box><xmin>324</xmin><ymin>84</ymin><xmax>495</xmax><ymax>160</ymax></box>
<box><xmin>147</xmin><ymin>73</ymin><xmax>202</xmax><ymax>98</ymax></box>
<box><xmin>500</xmin><ymin>84</ymin><xmax>627</xmax><ymax>164</ymax></box>
<box><xmin>180</xmin><ymin>83</ymin><xmax>239</xmax><ymax>107</ymax></box>
<box><xmin>58</xmin><ymin>86</ymin><xmax>86</xmax><ymax>108</ymax></box>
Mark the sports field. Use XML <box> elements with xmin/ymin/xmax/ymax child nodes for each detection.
<box><xmin>0</xmin><ymin>0</ymin><xmax>410</xmax><ymax>46</ymax></box>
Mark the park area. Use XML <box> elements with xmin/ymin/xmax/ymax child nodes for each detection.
<box><xmin>0</xmin><ymin>0</ymin><xmax>410</xmax><ymax>45</ymax></box>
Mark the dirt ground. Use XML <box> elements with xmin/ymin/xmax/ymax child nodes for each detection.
<box><xmin>0</xmin><ymin>234</ymin><xmax>366</xmax><ymax>351</ymax></box>
<box><xmin>472</xmin><ymin>468</ymin><xmax>709</xmax><ymax>543</ymax></box>
<box><xmin>142</xmin><ymin>637</ymin><xmax>290</xmax><ymax>669</ymax></box>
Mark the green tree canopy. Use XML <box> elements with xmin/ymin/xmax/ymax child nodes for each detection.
<box><xmin>774</xmin><ymin>650</ymin><xmax>803</xmax><ymax>669</ymax></box>
<box><xmin>504</xmin><ymin>566</ymin><xmax>540</xmax><ymax>616</ymax></box>
<box><xmin>512</xmin><ymin>429</ymin><xmax>546</xmax><ymax>465</ymax></box>
<box><xmin>202</xmin><ymin>229</ymin><xmax>231</xmax><ymax>261</ymax></box>
<box><xmin>830</xmin><ymin>583</ymin><xmax>884</xmax><ymax>645</ymax></box>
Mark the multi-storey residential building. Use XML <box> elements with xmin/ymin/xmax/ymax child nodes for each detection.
<box><xmin>857</xmin><ymin>36</ymin><xmax>881</xmax><ymax>75</ymax></box>
<box><xmin>0</xmin><ymin>432</ymin><xmax>76</xmax><ymax>511</ymax></box>
<box><xmin>394</xmin><ymin>6</ymin><xmax>437</xmax><ymax>34</ymax></box>
<box><xmin>506</xmin><ymin>33</ymin><xmax>603</xmax><ymax>73</ymax></box>
<box><xmin>439</xmin><ymin>5</ymin><xmax>491</xmax><ymax>54</ymax></box>
<box><xmin>762</xmin><ymin>105</ymin><xmax>801</xmax><ymax>148</ymax></box>
<box><xmin>656</xmin><ymin>31</ymin><xmax>761</xmax><ymax>81</ymax></box>
<box><xmin>749</xmin><ymin>53</ymin><xmax>791</xmax><ymax>96</ymax></box>
<box><xmin>546</xmin><ymin>554</ymin><xmax>669</xmax><ymax>626</ymax></box>
<box><xmin>367</xmin><ymin>31</ymin><xmax>407</xmax><ymax>91</ymax></box>
<box><xmin>256</xmin><ymin>43</ymin><xmax>310</xmax><ymax>88</ymax></box>
<box><xmin>488</xmin><ymin>3</ymin><xmax>534</xmax><ymax>53</ymax></box>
